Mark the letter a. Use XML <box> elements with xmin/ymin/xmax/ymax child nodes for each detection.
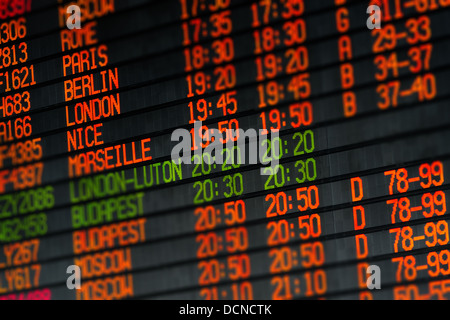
<box><xmin>366</xmin><ymin>5</ymin><xmax>381</xmax><ymax>30</ymax></box>
<box><xmin>366</xmin><ymin>265</ymin><xmax>381</xmax><ymax>289</ymax></box>
<box><xmin>171</xmin><ymin>128</ymin><xmax>192</xmax><ymax>164</ymax></box>
<box><xmin>66</xmin><ymin>265</ymin><xmax>81</xmax><ymax>289</ymax></box>
<box><xmin>67</xmin><ymin>5</ymin><xmax>81</xmax><ymax>30</ymax></box>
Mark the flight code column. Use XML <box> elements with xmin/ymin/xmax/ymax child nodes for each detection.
<box><xmin>179</xmin><ymin>0</ymin><xmax>254</xmax><ymax>300</ymax></box>
<box><xmin>57</xmin><ymin>0</ymin><xmax>149</xmax><ymax>300</ymax></box>
<box><xmin>0</xmin><ymin>0</ymin><xmax>53</xmax><ymax>300</ymax></box>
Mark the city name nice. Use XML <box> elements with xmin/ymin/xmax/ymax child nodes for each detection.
<box><xmin>171</xmin><ymin>121</ymin><xmax>280</xmax><ymax>175</ymax></box>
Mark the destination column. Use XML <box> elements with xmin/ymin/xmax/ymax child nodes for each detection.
<box><xmin>57</xmin><ymin>0</ymin><xmax>148</xmax><ymax>300</ymax></box>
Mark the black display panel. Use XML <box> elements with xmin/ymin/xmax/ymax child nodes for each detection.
<box><xmin>0</xmin><ymin>0</ymin><xmax>450</xmax><ymax>300</ymax></box>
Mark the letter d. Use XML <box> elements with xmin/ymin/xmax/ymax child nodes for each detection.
<box><xmin>223</xmin><ymin>305</ymin><xmax>231</xmax><ymax>315</ymax></box>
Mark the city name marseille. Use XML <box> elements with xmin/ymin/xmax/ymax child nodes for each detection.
<box><xmin>171</xmin><ymin>121</ymin><xmax>280</xmax><ymax>175</ymax></box>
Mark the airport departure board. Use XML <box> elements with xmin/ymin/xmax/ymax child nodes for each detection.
<box><xmin>0</xmin><ymin>0</ymin><xmax>450</xmax><ymax>300</ymax></box>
